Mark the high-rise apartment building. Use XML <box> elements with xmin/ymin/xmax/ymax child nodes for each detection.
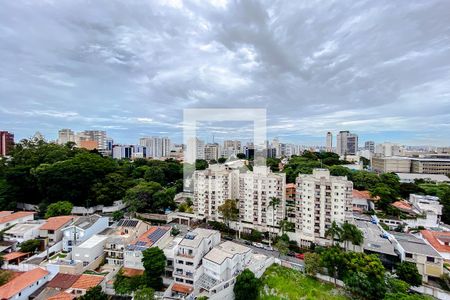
<box><xmin>364</xmin><ymin>141</ymin><xmax>375</xmax><ymax>153</ymax></box>
<box><xmin>336</xmin><ymin>131</ymin><xmax>358</xmax><ymax>155</ymax></box>
<box><xmin>57</xmin><ymin>129</ymin><xmax>75</xmax><ymax>145</ymax></box>
<box><xmin>326</xmin><ymin>132</ymin><xmax>333</xmax><ymax>152</ymax></box>
<box><xmin>83</xmin><ymin>130</ymin><xmax>107</xmax><ymax>150</ymax></box>
<box><xmin>0</xmin><ymin>131</ymin><xmax>14</xmax><ymax>156</ymax></box>
<box><xmin>223</xmin><ymin>140</ymin><xmax>241</xmax><ymax>151</ymax></box>
<box><xmin>238</xmin><ymin>167</ymin><xmax>286</xmax><ymax>233</ymax></box>
<box><xmin>193</xmin><ymin>165</ymin><xmax>239</xmax><ymax>219</ymax></box>
<box><xmin>375</xmin><ymin>142</ymin><xmax>402</xmax><ymax>157</ymax></box>
<box><xmin>295</xmin><ymin>169</ymin><xmax>353</xmax><ymax>246</ymax></box>
<box><xmin>112</xmin><ymin>145</ymin><xmax>146</xmax><ymax>159</ymax></box>
<box><xmin>139</xmin><ymin>137</ymin><xmax>171</xmax><ymax>158</ymax></box>
<box><xmin>185</xmin><ymin>138</ymin><xmax>205</xmax><ymax>163</ymax></box>
<box><xmin>204</xmin><ymin>143</ymin><xmax>220</xmax><ymax>161</ymax></box>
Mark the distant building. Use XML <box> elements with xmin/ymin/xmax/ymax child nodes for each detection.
<box><xmin>0</xmin><ymin>131</ymin><xmax>14</xmax><ymax>156</ymax></box>
<box><xmin>57</xmin><ymin>129</ymin><xmax>75</xmax><ymax>145</ymax></box>
<box><xmin>112</xmin><ymin>144</ymin><xmax>146</xmax><ymax>159</ymax></box>
<box><xmin>0</xmin><ymin>211</ymin><xmax>36</xmax><ymax>231</ymax></box>
<box><xmin>372</xmin><ymin>156</ymin><xmax>450</xmax><ymax>175</ymax></box>
<box><xmin>364</xmin><ymin>141</ymin><xmax>375</xmax><ymax>153</ymax></box>
<box><xmin>295</xmin><ymin>169</ymin><xmax>353</xmax><ymax>246</ymax></box>
<box><xmin>139</xmin><ymin>136</ymin><xmax>171</xmax><ymax>158</ymax></box>
<box><xmin>375</xmin><ymin>142</ymin><xmax>402</xmax><ymax>157</ymax></box>
<box><xmin>326</xmin><ymin>132</ymin><xmax>333</xmax><ymax>152</ymax></box>
<box><xmin>395</xmin><ymin>173</ymin><xmax>450</xmax><ymax>183</ymax></box>
<box><xmin>185</xmin><ymin>138</ymin><xmax>205</xmax><ymax>163</ymax></box>
<box><xmin>204</xmin><ymin>143</ymin><xmax>220</xmax><ymax>161</ymax></box>
<box><xmin>81</xmin><ymin>130</ymin><xmax>107</xmax><ymax>150</ymax></box>
<box><xmin>336</xmin><ymin>131</ymin><xmax>358</xmax><ymax>155</ymax></box>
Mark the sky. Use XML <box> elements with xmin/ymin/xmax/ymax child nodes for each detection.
<box><xmin>1</xmin><ymin>0</ymin><xmax>450</xmax><ymax>146</ymax></box>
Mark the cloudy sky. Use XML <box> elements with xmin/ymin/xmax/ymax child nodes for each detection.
<box><xmin>1</xmin><ymin>0</ymin><xmax>450</xmax><ymax>146</ymax></box>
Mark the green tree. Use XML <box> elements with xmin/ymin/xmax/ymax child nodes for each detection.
<box><xmin>142</xmin><ymin>247</ymin><xmax>166</xmax><ymax>290</ymax></box>
<box><xmin>112</xmin><ymin>210</ymin><xmax>124</xmax><ymax>221</ymax></box>
<box><xmin>218</xmin><ymin>157</ymin><xmax>227</xmax><ymax>164</ymax></box>
<box><xmin>20</xmin><ymin>239</ymin><xmax>41</xmax><ymax>253</ymax></box>
<box><xmin>340</xmin><ymin>222</ymin><xmax>364</xmax><ymax>250</ymax></box>
<box><xmin>351</xmin><ymin>171</ymin><xmax>381</xmax><ymax>190</ymax></box>
<box><xmin>274</xmin><ymin>239</ymin><xmax>289</xmax><ymax>255</ymax></box>
<box><xmin>320</xmin><ymin>246</ymin><xmax>346</xmax><ymax>284</ymax></box>
<box><xmin>233</xmin><ymin>269</ymin><xmax>260</xmax><ymax>300</ymax></box>
<box><xmin>329</xmin><ymin>165</ymin><xmax>353</xmax><ymax>178</ymax></box>
<box><xmin>44</xmin><ymin>201</ymin><xmax>73</xmax><ymax>218</ymax></box>
<box><xmin>325</xmin><ymin>221</ymin><xmax>342</xmax><ymax>246</ymax></box>
<box><xmin>370</xmin><ymin>183</ymin><xmax>398</xmax><ymax>211</ymax></box>
<box><xmin>304</xmin><ymin>252</ymin><xmax>321</xmax><ymax>276</ymax></box>
<box><xmin>440</xmin><ymin>189</ymin><xmax>450</xmax><ymax>224</ymax></box>
<box><xmin>0</xmin><ymin>270</ymin><xmax>12</xmax><ymax>286</ymax></box>
<box><xmin>79</xmin><ymin>286</ymin><xmax>108</xmax><ymax>300</ymax></box>
<box><xmin>396</xmin><ymin>261</ymin><xmax>422</xmax><ymax>286</ymax></box>
<box><xmin>144</xmin><ymin>167</ymin><xmax>165</xmax><ymax>185</ymax></box>
<box><xmin>195</xmin><ymin>159</ymin><xmax>208</xmax><ymax>170</ymax></box>
<box><xmin>134</xmin><ymin>287</ymin><xmax>155</xmax><ymax>300</ymax></box>
<box><xmin>344</xmin><ymin>271</ymin><xmax>387</xmax><ymax>300</ymax></box>
<box><xmin>91</xmin><ymin>172</ymin><xmax>135</xmax><ymax>205</ymax></box>
<box><xmin>124</xmin><ymin>181</ymin><xmax>163</xmax><ymax>214</ymax></box>
<box><xmin>385</xmin><ymin>275</ymin><xmax>410</xmax><ymax>294</ymax></box>
<box><xmin>236</xmin><ymin>153</ymin><xmax>246</xmax><ymax>159</ymax></box>
<box><xmin>218</xmin><ymin>199</ymin><xmax>239</xmax><ymax>230</ymax></box>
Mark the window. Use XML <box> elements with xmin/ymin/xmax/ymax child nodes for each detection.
<box><xmin>405</xmin><ymin>252</ymin><xmax>413</xmax><ymax>258</ymax></box>
<box><xmin>427</xmin><ymin>256</ymin><xmax>435</xmax><ymax>263</ymax></box>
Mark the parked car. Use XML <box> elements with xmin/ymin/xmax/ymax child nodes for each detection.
<box><xmin>287</xmin><ymin>251</ymin><xmax>296</xmax><ymax>257</ymax></box>
<box><xmin>295</xmin><ymin>253</ymin><xmax>304</xmax><ymax>260</ymax></box>
<box><xmin>252</xmin><ymin>242</ymin><xmax>264</xmax><ymax>248</ymax></box>
<box><xmin>263</xmin><ymin>245</ymin><xmax>274</xmax><ymax>251</ymax></box>
<box><xmin>244</xmin><ymin>240</ymin><xmax>252</xmax><ymax>245</ymax></box>
<box><xmin>223</xmin><ymin>236</ymin><xmax>233</xmax><ymax>241</ymax></box>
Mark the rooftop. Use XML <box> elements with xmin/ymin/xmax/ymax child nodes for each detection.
<box><xmin>67</xmin><ymin>214</ymin><xmax>102</xmax><ymax>230</ymax></box>
<box><xmin>116</xmin><ymin>219</ymin><xmax>140</xmax><ymax>228</ymax></box>
<box><xmin>3</xmin><ymin>251</ymin><xmax>30</xmax><ymax>261</ymax></box>
<box><xmin>0</xmin><ymin>211</ymin><xmax>35</xmax><ymax>224</ymax></box>
<box><xmin>396</xmin><ymin>173</ymin><xmax>450</xmax><ymax>182</ymax></box>
<box><xmin>393</xmin><ymin>232</ymin><xmax>442</xmax><ymax>257</ymax></box>
<box><xmin>4</xmin><ymin>222</ymin><xmax>43</xmax><ymax>235</ymax></box>
<box><xmin>127</xmin><ymin>226</ymin><xmax>170</xmax><ymax>251</ymax></box>
<box><xmin>204</xmin><ymin>241</ymin><xmax>251</xmax><ymax>264</ymax></box>
<box><xmin>48</xmin><ymin>292</ymin><xmax>76</xmax><ymax>300</ymax></box>
<box><xmin>180</xmin><ymin>228</ymin><xmax>217</xmax><ymax>248</ymax></box>
<box><xmin>172</xmin><ymin>283</ymin><xmax>193</xmax><ymax>294</ymax></box>
<box><xmin>46</xmin><ymin>273</ymin><xmax>81</xmax><ymax>289</ymax></box>
<box><xmin>421</xmin><ymin>230</ymin><xmax>450</xmax><ymax>253</ymax></box>
<box><xmin>40</xmin><ymin>216</ymin><xmax>76</xmax><ymax>231</ymax></box>
<box><xmin>71</xmin><ymin>274</ymin><xmax>104</xmax><ymax>290</ymax></box>
<box><xmin>0</xmin><ymin>267</ymin><xmax>49</xmax><ymax>299</ymax></box>
<box><xmin>76</xmin><ymin>234</ymin><xmax>108</xmax><ymax>248</ymax></box>
<box><xmin>355</xmin><ymin>220</ymin><xmax>397</xmax><ymax>256</ymax></box>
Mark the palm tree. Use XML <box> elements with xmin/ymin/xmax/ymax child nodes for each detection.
<box><xmin>325</xmin><ymin>221</ymin><xmax>342</xmax><ymax>246</ymax></box>
<box><xmin>268</xmin><ymin>197</ymin><xmax>281</xmax><ymax>246</ymax></box>
<box><xmin>340</xmin><ymin>222</ymin><xmax>353</xmax><ymax>250</ymax></box>
<box><xmin>350</xmin><ymin>225</ymin><xmax>364</xmax><ymax>251</ymax></box>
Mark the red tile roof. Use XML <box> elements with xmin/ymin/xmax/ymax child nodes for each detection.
<box><xmin>392</xmin><ymin>200</ymin><xmax>413</xmax><ymax>211</ymax></box>
<box><xmin>0</xmin><ymin>211</ymin><xmax>35</xmax><ymax>224</ymax></box>
<box><xmin>3</xmin><ymin>252</ymin><xmax>30</xmax><ymax>261</ymax></box>
<box><xmin>0</xmin><ymin>268</ymin><xmax>49</xmax><ymax>299</ymax></box>
<box><xmin>0</xmin><ymin>211</ymin><xmax>13</xmax><ymax>217</ymax></box>
<box><xmin>46</xmin><ymin>273</ymin><xmax>81</xmax><ymax>289</ymax></box>
<box><xmin>421</xmin><ymin>230</ymin><xmax>450</xmax><ymax>253</ymax></box>
<box><xmin>172</xmin><ymin>283</ymin><xmax>193</xmax><ymax>294</ymax></box>
<box><xmin>40</xmin><ymin>216</ymin><xmax>76</xmax><ymax>231</ymax></box>
<box><xmin>122</xmin><ymin>267</ymin><xmax>144</xmax><ymax>277</ymax></box>
<box><xmin>71</xmin><ymin>274</ymin><xmax>104</xmax><ymax>290</ymax></box>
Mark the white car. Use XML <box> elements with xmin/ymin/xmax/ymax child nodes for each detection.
<box><xmin>263</xmin><ymin>245</ymin><xmax>274</xmax><ymax>251</ymax></box>
<box><xmin>252</xmin><ymin>242</ymin><xmax>264</xmax><ymax>248</ymax></box>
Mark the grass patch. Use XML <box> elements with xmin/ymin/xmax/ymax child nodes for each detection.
<box><xmin>259</xmin><ymin>264</ymin><xmax>349</xmax><ymax>300</ymax></box>
<box><xmin>50</xmin><ymin>252</ymin><xmax>67</xmax><ymax>260</ymax></box>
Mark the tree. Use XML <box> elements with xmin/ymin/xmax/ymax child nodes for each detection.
<box><xmin>440</xmin><ymin>189</ymin><xmax>450</xmax><ymax>224</ymax></box>
<box><xmin>218</xmin><ymin>199</ymin><xmax>239</xmax><ymax>230</ymax></box>
<box><xmin>396</xmin><ymin>261</ymin><xmax>422</xmax><ymax>286</ymax></box>
<box><xmin>320</xmin><ymin>246</ymin><xmax>346</xmax><ymax>285</ymax></box>
<box><xmin>304</xmin><ymin>252</ymin><xmax>321</xmax><ymax>276</ymax></box>
<box><xmin>142</xmin><ymin>247</ymin><xmax>166</xmax><ymax>290</ymax></box>
<box><xmin>144</xmin><ymin>167</ymin><xmax>165</xmax><ymax>185</ymax></box>
<box><xmin>386</xmin><ymin>275</ymin><xmax>410</xmax><ymax>294</ymax></box>
<box><xmin>268</xmin><ymin>197</ymin><xmax>281</xmax><ymax>245</ymax></box>
<box><xmin>195</xmin><ymin>159</ymin><xmax>208</xmax><ymax>170</ymax></box>
<box><xmin>325</xmin><ymin>221</ymin><xmax>342</xmax><ymax>246</ymax></box>
<box><xmin>344</xmin><ymin>271</ymin><xmax>387</xmax><ymax>300</ymax></box>
<box><xmin>20</xmin><ymin>239</ymin><xmax>40</xmax><ymax>253</ymax></box>
<box><xmin>370</xmin><ymin>183</ymin><xmax>398</xmax><ymax>211</ymax></box>
<box><xmin>112</xmin><ymin>210</ymin><xmax>124</xmax><ymax>221</ymax></box>
<box><xmin>340</xmin><ymin>222</ymin><xmax>364</xmax><ymax>250</ymax></box>
<box><xmin>274</xmin><ymin>239</ymin><xmax>289</xmax><ymax>255</ymax></box>
<box><xmin>233</xmin><ymin>269</ymin><xmax>260</xmax><ymax>300</ymax></box>
<box><xmin>0</xmin><ymin>270</ymin><xmax>12</xmax><ymax>286</ymax></box>
<box><xmin>79</xmin><ymin>286</ymin><xmax>108</xmax><ymax>300</ymax></box>
<box><xmin>134</xmin><ymin>287</ymin><xmax>155</xmax><ymax>300</ymax></box>
<box><xmin>351</xmin><ymin>171</ymin><xmax>381</xmax><ymax>190</ymax></box>
<box><xmin>44</xmin><ymin>200</ymin><xmax>73</xmax><ymax>218</ymax></box>
<box><xmin>329</xmin><ymin>165</ymin><xmax>353</xmax><ymax>178</ymax></box>
<box><xmin>236</xmin><ymin>153</ymin><xmax>246</xmax><ymax>159</ymax></box>
<box><xmin>218</xmin><ymin>157</ymin><xmax>227</xmax><ymax>164</ymax></box>
<box><xmin>123</xmin><ymin>181</ymin><xmax>163</xmax><ymax>215</ymax></box>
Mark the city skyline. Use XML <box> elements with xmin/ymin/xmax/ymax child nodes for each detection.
<box><xmin>1</xmin><ymin>1</ymin><xmax>450</xmax><ymax>146</ymax></box>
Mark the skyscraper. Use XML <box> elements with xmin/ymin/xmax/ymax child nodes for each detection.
<box><xmin>82</xmin><ymin>130</ymin><xmax>107</xmax><ymax>150</ymax></box>
<box><xmin>0</xmin><ymin>131</ymin><xmax>14</xmax><ymax>156</ymax></box>
<box><xmin>57</xmin><ymin>128</ymin><xmax>75</xmax><ymax>145</ymax></box>
<box><xmin>185</xmin><ymin>138</ymin><xmax>205</xmax><ymax>163</ymax></box>
<box><xmin>364</xmin><ymin>141</ymin><xmax>375</xmax><ymax>153</ymax></box>
<box><xmin>204</xmin><ymin>143</ymin><xmax>220</xmax><ymax>161</ymax></box>
<box><xmin>336</xmin><ymin>131</ymin><xmax>358</xmax><ymax>155</ymax></box>
<box><xmin>139</xmin><ymin>137</ymin><xmax>171</xmax><ymax>158</ymax></box>
<box><xmin>326</xmin><ymin>132</ymin><xmax>333</xmax><ymax>152</ymax></box>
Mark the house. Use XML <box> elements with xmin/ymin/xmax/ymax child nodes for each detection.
<box><xmin>166</xmin><ymin>228</ymin><xmax>221</xmax><ymax>299</ymax></box>
<box><xmin>421</xmin><ymin>230</ymin><xmax>450</xmax><ymax>261</ymax></box>
<box><xmin>0</xmin><ymin>211</ymin><xmax>36</xmax><ymax>231</ymax></box>
<box><xmin>67</xmin><ymin>274</ymin><xmax>105</xmax><ymax>296</ymax></box>
<box><xmin>123</xmin><ymin>226</ymin><xmax>171</xmax><ymax>270</ymax></box>
<box><xmin>392</xmin><ymin>232</ymin><xmax>444</xmax><ymax>283</ymax></box>
<box><xmin>101</xmin><ymin>219</ymin><xmax>151</xmax><ymax>267</ymax></box>
<box><xmin>72</xmin><ymin>235</ymin><xmax>108</xmax><ymax>267</ymax></box>
<box><xmin>409</xmin><ymin>194</ymin><xmax>442</xmax><ymax>227</ymax></box>
<box><xmin>40</xmin><ymin>216</ymin><xmax>77</xmax><ymax>245</ymax></box>
<box><xmin>352</xmin><ymin>190</ymin><xmax>375</xmax><ymax>212</ymax></box>
<box><xmin>2</xmin><ymin>252</ymin><xmax>32</xmax><ymax>269</ymax></box>
<box><xmin>61</xmin><ymin>214</ymin><xmax>108</xmax><ymax>252</ymax></box>
<box><xmin>31</xmin><ymin>273</ymin><xmax>81</xmax><ymax>300</ymax></box>
<box><xmin>0</xmin><ymin>267</ymin><xmax>49</xmax><ymax>300</ymax></box>
<box><xmin>3</xmin><ymin>221</ymin><xmax>43</xmax><ymax>243</ymax></box>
